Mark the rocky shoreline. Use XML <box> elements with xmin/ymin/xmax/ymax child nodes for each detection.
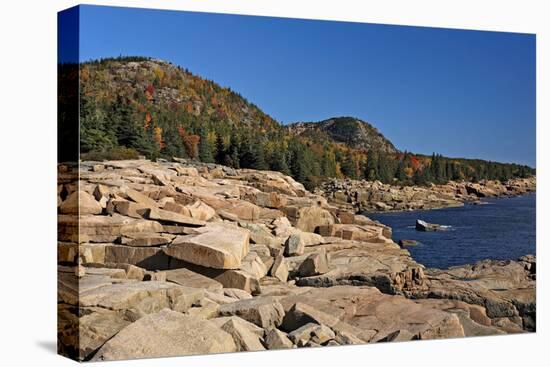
<box><xmin>316</xmin><ymin>176</ymin><xmax>536</xmax><ymax>213</ymax></box>
<box><xmin>57</xmin><ymin>159</ymin><xmax>536</xmax><ymax>361</ymax></box>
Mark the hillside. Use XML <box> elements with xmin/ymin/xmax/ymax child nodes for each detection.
<box><xmin>68</xmin><ymin>56</ymin><xmax>535</xmax><ymax>188</ymax></box>
<box><xmin>288</xmin><ymin>117</ymin><xmax>397</xmax><ymax>154</ymax></box>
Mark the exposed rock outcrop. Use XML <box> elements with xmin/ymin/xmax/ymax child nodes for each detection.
<box><xmin>57</xmin><ymin>159</ymin><xmax>535</xmax><ymax>361</ymax></box>
<box><xmin>317</xmin><ymin>176</ymin><xmax>535</xmax><ymax>213</ymax></box>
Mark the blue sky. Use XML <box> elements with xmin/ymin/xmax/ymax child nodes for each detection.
<box><xmin>73</xmin><ymin>5</ymin><xmax>536</xmax><ymax>167</ymax></box>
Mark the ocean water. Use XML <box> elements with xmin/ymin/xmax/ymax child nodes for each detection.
<box><xmin>367</xmin><ymin>194</ymin><xmax>536</xmax><ymax>269</ymax></box>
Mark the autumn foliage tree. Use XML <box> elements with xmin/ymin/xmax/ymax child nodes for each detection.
<box><xmin>77</xmin><ymin>56</ymin><xmax>535</xmax><ymax>187</ymax></box>
<box><xmin>183</xmin><ymin>135</ymin><xmax>200</xmax><ymax>159</ymax></box>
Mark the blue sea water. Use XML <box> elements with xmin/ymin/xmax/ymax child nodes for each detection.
<box><xmin>368</xmin><ymin>194</ymin><xmax>536</xmax><ymax>269</ymax></box>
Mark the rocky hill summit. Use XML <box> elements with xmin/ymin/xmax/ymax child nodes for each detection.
<box><xmin>58</xmin><ymin>158</ymin><xmax>535</xmax><ymax>361</ymax></box>
<box><xmin>65</xmin><ymin>56</ymin><xmax>535</xmax><ymax>190</ymax></box>
<box><xmin>288</xmin><ymin>117</ymin><xmax>398</xmax><ymax>154</ymax></box>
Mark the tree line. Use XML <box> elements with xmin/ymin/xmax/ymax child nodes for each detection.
<box><xmin>74</xmin><ymin>57</ymin><xmax>535</xmax><ymax>190</ymax></box>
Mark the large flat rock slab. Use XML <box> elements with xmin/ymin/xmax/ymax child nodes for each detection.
<box><xmin>58</xmin><ymin>304</ymin><xmax>131</xmax><ymax>361</ymax></box>
<box><xmin>163</xmin><ymin>268</ymin><xmax>223</xmax><ymax>291</ymax></box>
<box><xmin>295</xmin><ymin>239</ymin><xmax>426</xmax><ymax>294</ymax></box>
<box><xmin>58</xmin><ymin>214</ymin><xmax>163</xmax><ymax>243</ymax></box>
<box><xmin>145</xmin><ymin>207</ymin><xmax>206</xmax><ymax>227</ymax></box>
<box><xmin>281</xmin><ymin>286</ymin><xmax>465</xmax><ymax>342</ymax></box>
<box><xmin>414</xmin><ymin>256</ymin><xmax>536</xmax><ymax>331</ymax></box>
<box><xmin>218</xmin><ymin>297</ymin><xmax>285</xmax><ymax>329</ymax></box>
<box><xmin>92</xmin><ymin>309</ymin><xmax>237</xmax><ymax>361</ymax></box>
<box><xmin>164</xmin><ymin>224</ymin><xmax>250</xmax><ymax>269</ymax></box>
<box><xmin>78</xmin><ymin>281</ymin><xmax>204</xmax><ymax>315</ymax></box>
<box><xmin>104</xmin><ymin>244</ymin><xmax>171</xmax><ymax>269</ymax></box>
<box><xmin>292</xmin><ymin>206</ymin><xmax>335</xmax><ymax>233</ymax></box>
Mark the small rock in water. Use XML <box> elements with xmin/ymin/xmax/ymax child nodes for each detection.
<box><xmin>398</xmin><ymin>239</ymin><xmax>419</xmax><ymax>247</ymax></box>
<box><xmin>415</xmin><ymin>219</ymin><xmax>450</xmax><ymax>232</ymax></box>
<box><xmin>472</xmin><ymin>201</ymin><xmax>490</xmax><ymax>206</ymax></box>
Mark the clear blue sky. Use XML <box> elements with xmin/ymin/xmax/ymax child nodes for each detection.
<box><xmin>73</xmin><ymin>5</ymin><xmax>536</xmax><ymax>167</ymax></box>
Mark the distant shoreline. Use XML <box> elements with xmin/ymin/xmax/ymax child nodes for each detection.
<box><xmin>317</xmin><ymin>176</ymin><xmax>536</xmax><ymax>214</ymax></box>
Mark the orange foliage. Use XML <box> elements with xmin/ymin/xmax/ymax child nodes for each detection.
<box><xmin>185</xmin><ymin>102</ymin><xmax>194</xmax><ymax>114</ymax></box>
<box><xmin>177</xmin><ymin>126</ymin><xmax>186</xmax><ymax>139</ymax></box>
<box><xmin>217</xmin><ymin>107</ymin><xmax>226</xmax><ymax>119</ymax></box>
<box><xmin>136</xmin><ymin>103</ymin><xmax>146</xmax><ymax>113</ymax></box>
<box><xmin>145</xmin><ymin>85</ymin><xmax>155</xmax><ymax>101</ymax></box>
<box><xmin>410</xmin><ymin>155</ymin><xmax>420</xmax><ymax>170</ymax></box>
<box><xmin>153</xmin><ymin>126</ymin><xmax>164</xmax><ymax>149</ymax></box>
<box><xmin>183</xmin><ymin>135</ymin><xmax>200</xmax><ymax>159</ymax></box>
<box><xmin>404</xmin><ymin>167</ymin><xmax>414</xmax><ymax>178</ymax></box>
<box><xmin>144</xmin><ymin>112</ymin><xmax>152</xmax><ymax>129</ymax></box>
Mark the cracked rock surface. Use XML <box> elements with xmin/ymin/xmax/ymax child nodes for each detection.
<box><xmin>57</xmin><ymin>159</ymin><xmax>535</xmax><ymax>361</ymax></box>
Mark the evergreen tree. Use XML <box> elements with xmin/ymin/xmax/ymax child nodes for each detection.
<box><xmin>321</xmin><ymin>150</ymin><xmax>338</xmax><ymax>177</ymax></box>
<box><xmin>162</xmin><ymin>124</ymin><xmax>186</xmax><ymax>159</ymax></box>
<box><xmin>198</xmin><ymin>128</ymin><xmax>215</xmax><ymax>163</ymax></box>
<box><xmin>413</xmin><ymin>168</ymin><xmax>427</xmax><ymax>185</ymax></box>
<box><xmin>341</xmin><ymin>150</ymin><xmax>358</xmax><ymax>179</ymax></box>
<box><xmin>239</xmin><ymin>133</ymin><xmax>255</xmax><ymax>168</ymax></box>
<box><xmin>270</xmin><ymin>146</ymin><xmax>290</xmax><ymax>175</ymax></box>
<box><xmin>215</xmin><ymin>133</ymin><xmax>226</xmax><ymax>164</ymax></box>
<box><xmin>366</xmin><ymin>151</ymin><xmax>379</xmax><ymax>181</ymax></box>
<box><xmin>377</xmin><ymin>153</ymin><xmax>392</xmax><ymax>183</ymax></box>
<box><xmin>75</xmin><ymin>59</ymin><xmax>535</xmax><ymax>186</ymax></box>
<box><xmin>228</xmin><ymin>132</ymin><xmax>241</xmax><ymax>168</ymax></box>
<box><xmin>396</xmin><ymin>159</ymin><xmax>407</xmax><ymax>182</ymax></box>
<box><xmin>252</xmin><ymin>137</ymin><xmax>269</xmax><ymax>170</ymax></box>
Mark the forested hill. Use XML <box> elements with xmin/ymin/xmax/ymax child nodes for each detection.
<box><xmin>287</xmin><ymin>117</ymin><xmax>397</xmax><ymax>154</ymax></box>
<box><xmin>68</xmin><ymin>56</ymin><xmax>534</xmax><ymax>189</ymax></box>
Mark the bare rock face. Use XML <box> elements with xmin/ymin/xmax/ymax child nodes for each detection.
<box><xmin>294</xmin><ymin>239</ymin><xmax>426</xmax><ymax>295</ymax></box>
<box><xmin>58</xmin><ymin>305</ymin><xmax>131</xmax><ymax>361</ymax></box>
<box><xmin>186</xmin><ymin>200</ymin><xmax>216</xmax><ymax>221</ymax></box>
<box><xmin>78</xmin><ymin>281</ymin><xmax>204</xmax><ymax>314</ymax></box>
<box><xmin>164</xmin><ymin>224</ymin><xmax>250</xmax><ymax>269</ymax></box>
<box><xmin>289</xmin><ymin>206</ymin><xmax>335</xmax><ymax>233</ymax></box>
<box><xmin>57</xmin><ymin>159</ymin><xmax>535</xmax><ymax>360</ymax></box>
<box><xmin>124</xmin><ymin>188</ymin><xmax>159</xmax><ymax>207</ymax></box>
<box><xmin>59</xmin><ymin>214</ymin><xmax>164</xmax><ymax>243</ymax></box>
<box><xmin>414</xmin><ymin>299</ymin><xmax>506</xmax><ymax>337</ymax></box>
<box><xmin>219</xmin><ymin>297</ymin><xmax>285</xmax><ymax>329</ymax></box>
<box><xmin>298</xmin><ymin>249</ymin><xmax>330</xmax><ymax>277</ymax></box>
<box><xmin>216</xmin><ymin>317</ymin><xmax>266</xmax><ymax>351</ymax></box>
<box><xmin>271</xmin><ymin>255</ymin><xmax>289</xmax><ymax>282</ymax></box>
<box><xmin>289</xmin><ymin>323</ymin><xmax>336</xmax><ymax>346</ymax></box>
<box><xmin>119</xmin><ymin>232</ymin><xmax>174</xmax><ymax>247</ymax></box>
<box><xmin>248</xmin><ymin>191</ymin><xmax>288</xmax><ymax>209</ymax></box>
<box><xmin>213</xmin><ymin>269</ymin><xmax>261</xmax><ymax>295</ymax></box>
<box><xmin>412</xmin><ymin>256</ymin><xmax>536</xmax><ymax>332</ymax></box>
<box><xmin>318</xmin><ymin>177</ymin><xmax>535</xmax><ymax>214</ymax></box>
<box><xmin>284</xmin><ymin>234</ymin><xmax>306</xmax><ymax>256</ymax></box>
<box><xmin>163</xmin><ymin>268</ymin><xmax>223</xmax><ymax>292</ymax></box>
<box><xmin>240</xmin><ymin>252</ymin><xmax>268</xmax><ymax>279</ymax></box>
<box><xmin>219</xmin><ymin>201</ymin><xmax>261</xmax><ymax>221</ymax></box>
<box><xmin>92</xmin><ymin>309</ymin><xmax>237</xmax><ymax>361</ymax></box>
<box><xmin>281</xmin><ymin>286</ymin><xmax>464</xmax><ymax>342</ymax></box>
<box><xmin>145</xmin><ymin>207</ymin><xmax>206</xmax><ymax>226</ymax></box>
<box><xmin>60</xmin><ymin>191</ymin><xmax>103</xmax><ymax>215</ymax></box>
<box><xmin>264</xmin><ymin>328</ymin><xmax>294</xmax><ymax>350</ymax></box>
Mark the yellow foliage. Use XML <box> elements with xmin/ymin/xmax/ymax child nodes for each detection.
<box><xmin>335</xmin><ymin>162</ymin><xmax>344</xmax><ymax>178</ymax></box>
<box><xmin>153</xmin><ymin>67</ymin><xmax>165</xmax><ymax>81</ymax></box>
<box><xmin>80</xmin><ymin>66</ymin><xmax>89</xmax><ymax>82</ymax></box>
<box><xmin>153</xmin><ymin>126</ymin><xmax>164</xmax><ymax>148</ymax></box>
